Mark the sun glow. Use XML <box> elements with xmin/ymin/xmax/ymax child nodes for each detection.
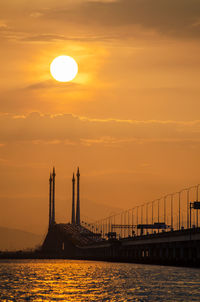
<box><xmin>50</xmin><ymin>56</ymin><xmax>78</xmax><ymax>82</ymax></box>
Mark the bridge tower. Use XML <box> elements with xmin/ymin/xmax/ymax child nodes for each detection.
<box><xmin>49</xmin><ymin>172</ymin><xmax>52</xmax><ymax>229</ymax></box>
<box><xmin>71</xmin><ymin>173</ymin><xmax>75</xmax><ymax>224</ymax></box>
<box><xmin>76</xmin><ymin>167</ymin><xmax>80</xmax><ymax>225</ymax></box>
<box><xmin>52</xmin><ymin>167</ymin><xmax>56</xmax><ymax>224</ymax></box>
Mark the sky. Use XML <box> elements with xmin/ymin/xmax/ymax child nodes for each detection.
<box><xmin>0</xmin><ymin>0</ymin><xmax>200</xmax><ymax>235</ymax></box>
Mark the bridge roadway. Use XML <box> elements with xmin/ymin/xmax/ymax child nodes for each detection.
<box><xmin>41</xmin><ymin>224</ymin><xmax>200</xmax><ymax>267</ymax></box>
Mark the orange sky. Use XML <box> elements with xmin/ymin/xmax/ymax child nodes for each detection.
<box><xmin>0</xmin><ymin>0</ymin><xmax>200</xmax><ymax>235</ymax></box>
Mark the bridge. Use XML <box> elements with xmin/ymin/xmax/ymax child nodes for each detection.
<box><xmin>41</xmin><ymin>167</ymin><xmax>200</xmax><ymax>267</ymax></box>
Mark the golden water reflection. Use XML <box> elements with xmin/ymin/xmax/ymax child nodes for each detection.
<box><xmin>0</xmin><ymin>260</ymin><xmax>200</xmax><ymax>301</ymax></box>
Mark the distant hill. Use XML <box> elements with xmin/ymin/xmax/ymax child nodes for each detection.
<box><xmin>0</xmin><ymin>226</ymin><xmax>43</xmax><ymax>251</ymax></box>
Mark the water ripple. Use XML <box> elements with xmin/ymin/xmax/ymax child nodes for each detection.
<box><xmin>0</xmin><ymin>260</ymin><xmax>199</xmax><ymax>301</ymax></box>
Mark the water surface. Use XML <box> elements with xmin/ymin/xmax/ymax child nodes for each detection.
<box><xmin>0</xmin><ymin>260</ymin><xmax>199</xmax><ymax>301</ymax></box>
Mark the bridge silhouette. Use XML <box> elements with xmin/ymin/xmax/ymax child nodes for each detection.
<box><xmin>84</xmin><ymin>183</ymin><xmax>200</xmax><ymax>238</ymax></box>
<box><xmin>41</xmin><ymin>167</ymin><xmax>200</xmax><ymax>266</ymax></box>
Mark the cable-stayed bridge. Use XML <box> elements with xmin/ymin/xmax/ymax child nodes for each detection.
<box><xmin>41</xmin><ymin>168</ymin><xmax>200</xmax><ymax>267</ymax></box>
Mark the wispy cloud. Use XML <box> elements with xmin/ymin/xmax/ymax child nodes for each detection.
<box><xmin>0</xmin><ymin>21</ymin><xmax>8</xmax><ymax>30</ymax></box>
<box><xmin>24</xmin><ymin>80</ymin><xmax>79</xmax><ymax>91</ymax></box>
<box><xmin>1</xmin><ymin>112</ymin><xmax>200</xmax><ymax>146</ymax></box>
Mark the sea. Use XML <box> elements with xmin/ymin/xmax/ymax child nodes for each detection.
<box><xmin>0</xmin><ymin>260</ymin><xmax>199</xmax><ymax>301</ymax></box>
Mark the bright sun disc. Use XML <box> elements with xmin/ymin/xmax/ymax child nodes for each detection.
<box><xmin>50</xmin><ymin>56</ymin><xmax>78</xmax><ymax>82</ymax></box>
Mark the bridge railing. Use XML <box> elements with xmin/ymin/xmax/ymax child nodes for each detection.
<box><xmin>84</xmin><ymin>184</ymin><xmax>200</xmax><ymax>239</ymax></box>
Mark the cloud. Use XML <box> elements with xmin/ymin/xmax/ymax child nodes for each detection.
<box><xmin>30</xmin><ymin>12</ymin><xmax>44</xmax><ymax>19</ymax></box>
<box><xmin>1</xmin><ymin>112</ymin><xmax>200</xmax><ymax>146</ymax></box>
<box><xmin>0</xmin><ymin>21</ymin><xmax>8</xmax><ymax>30</ymax></box>
<box><xmin>24</xmin><ymin>80</ymin><xmax>78</xmax><ymax>91</ymax></box>
<box><xmin>21</xmin><ymin>33</ymin><xmax>67</xmax><ymax>42</ymax></box>
<box><xmin>3</xmin><ymin>0</ymin><xmax>200</xmax><ymax>43</ymax></box>
<box><xmin>20</xmin><ymin>32</ymin><xmax>120</xmax><ymax>43</ymax></box>
<box><xmin>0</xmin><ymin>30</ymin><xmax>68</xmax><ymax>43</ymax></box>
<box><xmin>40</xmin><ymin>0</ymin><xmax>200</xmax><ymax>38</ymax></box>
<box><xmin>2</xmin><ymin>0</ymin><xmax>200</xmax><ymax>44</ymax></box>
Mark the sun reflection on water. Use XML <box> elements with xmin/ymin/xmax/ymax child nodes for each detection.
<box><xmin>0</xmin><ymin>260</ymin><xmax>199</xmax><ymax>301</ymax></box>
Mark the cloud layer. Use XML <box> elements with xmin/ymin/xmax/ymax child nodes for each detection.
<box><xmin>1</xmin><ymin>113</ymin><xmax>200</xmax><ymax>145</ymax></box>
<box><xmin>40</xmin><ymin>0</ymin><xmax>200</xmax><ymax>39</ymax></box>
<box><xmin>2</xmin><ymin>0</ymin><xmax>200</xmax><ymax>43</ymax></box>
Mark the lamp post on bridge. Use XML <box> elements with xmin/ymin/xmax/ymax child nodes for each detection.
<box><xmin>157</xmin><ymin>199</ymin><xmax>160</xmax><ymax>233</ymax></box>
<box><xmin>164</xmin><ymin>196</ymin><xmax>166</xmax><ymax>225</ymax></box>
<box><xmin>196</xmin><ymin>184</ymin><xmax>200</xmax><ymax>227</ymax></box>
<box><xmin>136</xmin><ymin>206</ymin><xmax>139</xmax><ymax>236</ymax></box>
<box><xmin>178</xmin><ymin>191</ymin><xmax>181</xmax><ymax>230</ymax></box>
<box><xmin>132</xmin><ymin>208</ymin><xmax>134</xmax><ymax>236</ymax></box>
<box><xmin>171</xmin><ymin>194</ymin><xmax>173</xmax><ymax>231</ymax></box>
<box><xmin>141</xmin><ymin>205</ymin><xmax>143</xmax><ymax>226</ymax></box>
<box><xmin>187</xmin><ymin>189</ymin><xmax>190</xmax><ymax>229</ymax></box>
<box><xmin>187</xmin><ymin>185</ymin><xmax>199</xmax><ymax>229</ymax></box>
<box><xmin>177</xmin><ymin>189</ymin><xmax>187</xmax><ymax>231</ymax></box>
<box><xmin>163</xmin><ymin>194</ymin><xmax>171</xmax><ymax>227</ymax></box>
<box><xmin>124</xmin><ymin>211</ymin><xmax>126</xmax><ymax>238</ymax></box>
<box><xmin>127</xmin><ymin>210</ymin><xmax>130</xmax><ymax>236</ymax></box>
<box><xmin>146</xmin><ymin>203</ymin><xmax>148</xmax><ymax>224</ymax></box>
<box><xmin>157</xmin><ymin>199</ymin><xmax>160</xmax><ymax>223</ymax></box>
<box><xmin>146</xmin><ymin>202</ymin><xmax>150</xmax><ymax>235</ymax></box>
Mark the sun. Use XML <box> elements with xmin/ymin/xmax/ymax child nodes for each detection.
<box><xmin>50</xmin><ymin>55</ymin><xmax>78</xmax><ymax>82</ymax></box>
